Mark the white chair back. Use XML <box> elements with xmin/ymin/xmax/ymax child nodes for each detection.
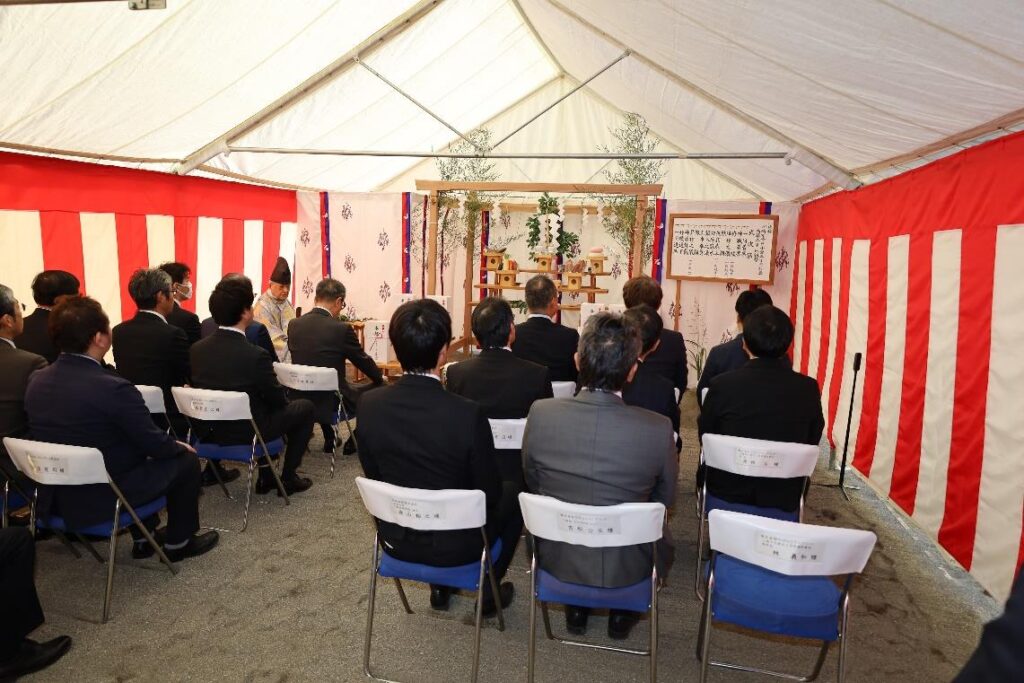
<box><xmin>171</xmin><ymin>386</ymin><xmax>253</xmax><ymax>422</ymax></box>
<box><xmin>273</xmin><ymin>362</ymin><xmax>339</xmax><ymax>392</ymax></box>
<box><xmin>518</xmin><ymin>492</ymin><xmax>664</xmax><ymax>549</ymax></box>
<box><xmin>135</xmin><ymin>385</ymin><xmax>166</xmax><ymax>415</ymax></box>
<box><xmin>709</xmin><ymin>509</ymin><xmax>876</xmax><ymax>577</ymax></box>
<box><xmin>355</xmin><ymin>477</ymin><xmax>486</xmax><ymax>531</ymax></box>
<box><xmin>701</xmin><ymin>433</ymin><xmax>818</xmax><ymax>479</ymax></box>
<box><xmin>3</xmin><ymin>437</ymin><xmax>109</xmax><ymax>486</ymax></box>
<box><xmin>551</xmin><ymin>381</ymin><xmax>575</xmax><ymax>399</ymax></box>
<box><xmin>489</xmin><ymin>418</ymin><xmax>527</xmax><ymax>450</ymax></box>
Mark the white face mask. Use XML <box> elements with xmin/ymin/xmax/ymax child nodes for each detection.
<box><xmin>177</xmin><ymin>282</ymin><xmax>193</xmax><ymax>301</ymax></box>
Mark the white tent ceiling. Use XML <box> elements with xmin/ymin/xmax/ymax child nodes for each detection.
<box><xmin>1</xmin><ymin>0</ymin><xmax>1022</xmax><ymax>200</ymax></box>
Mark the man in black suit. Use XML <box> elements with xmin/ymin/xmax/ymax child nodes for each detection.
<box><xmin>697</xmin><ymin>288</ymin><xmax>773</xmax><ymax>406</ymax></box>
<box><xmin>622</xmin><ymin>305</ymin><xmax>680</xmax><ymax>441</ymax></box>
<box><xmin>190</xmin><ymin>275</ymin><xmax>314</xmax><ymax>495</ymax></box>
<box><xmin>14</xmin><ymin>270</ymin><xmax>80</xmax><ymax>364</ymax></box>
<box><xmin>510</xmin><ymin>274</ymin><xmax>578</xmax><ymax>382</ymax></box>
<box><xmin>288</xmin><ymin>278</ymin><xmax>383</xmax><ymax>455</ymax></box>
<box><xmin>200</xmin><ymin>314</ymin><xmax>276</xmax><ymax>357</ymax></box>
<box><xmin>112</xmin><ymin>269</ymin><xmax>240</xmax><ymax>487</ymax></box>
<box><xmin>357</xmin><ymin>299</ymin><xmax>519</xmax><ymax>615</ymax></box>
<box><xmin>954</xmin><ymin>571</ymin><xmax>1024</xmax><ymax>682</ymax></box>
<box><xmin>698</xmin><ymin>305</ymin><xmax>824</xmax><ymax>512</ymax></box>
<box><xmin>24</xmin><ymin>296</ymin><xmax>218</xmax><ymax>561</ymax></box>
<box><xmin>623</xmin><ymin>275</ymin><xmax>688</xmax><ymax>399</ymax></box>
<box><xmin>446</xmin><ymin>296</ymin><xmax>552</xmax><ymax>484</ymax></box>
<box><xmin>159</xmin><ymin>261</ymin><xmax>201</xmax><ymax>347</ymax></box>
<box><xmin>0</xmin><ymin>284</ymin><xmax>47</xmax><ymax>494</ymax></box>
<box><xmin>0</xmin><ymin>528</ymin><xmax>71</xmax><ymax>680</ymax></box>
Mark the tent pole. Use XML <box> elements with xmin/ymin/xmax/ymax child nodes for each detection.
<box><xmin>544</xmin><ymin>0</ymin><xmax>861</xmax><ymax>191</ymax></box>
<box><xmin>173</xmin><ymin>0</ymin><xmax>445</xmax><ymax>175</ymax></box>
<box><xmin>226</xmin><ymin>148</ymin><xmax>788</xmax><ymax>160</ymax></box>
<box><xmin>355</xmin><ymin>57</ymin><xmax>476</xmax><ymax>149</ymax></box>
<box><xmin>490</xmin><ymin>50</ymin><xmax>631</xmax><ymax>150</ymax></box>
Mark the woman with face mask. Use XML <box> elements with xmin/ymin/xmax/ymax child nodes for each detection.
<box><xmin>158</xmin><ymin>262</ymin><xmax>201</xmax><ymax>347</ymax></box>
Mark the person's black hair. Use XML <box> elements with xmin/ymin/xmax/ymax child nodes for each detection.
<box><xmin>49</xmin><ymin>296</ymin><xmax>109</xmax><ymax>353</ymax></box>
<box><xmin>623</xmin><ymin>304</ymin><xmax>663</xmax><ymax>355</ymax></box>
<box><xmin>30</xmin><ymin>270</ymin><xmax>80</xmax><ymax>306</ymax></box>
<box><xmin>472</xmin><ymin>297</ymin><xmax>514</xmax><ymax>349</ymax></box>
<box><xmin>524</xmin><ymin>275</ymin><xmax>557</xmax><ymax>312</ymax></box>
<box><xmin>209</xmin><ymin>274</ymin><xmax>255</xmax><ymax>326</ymax></box>
<box><xmin>577</xmin><ymin>312</ymin><xmax>640</xmax><ymax>392</ymax></box>
<box><xmin>389</xmin><ymin>299</ymin><xmax>451</xmax><ymax>373</ymax></box>
<box><xmin>315</xmin><ymin>278</ymin><xmax>346</xmax><ymax>303</ymax></box>
<box><xmin>158</xmin><ymin>261</ymin><xmax>191</xmax><ymax>286</ymax></box>
<box><xmin>127</xmin><ymin>268</ymin><xmax>172</xmax><ymax>310</ymax></box>
<box><xmin>735</xmin><ymin>288</ymin><xmax>773</xmax><ymax>322</ymax></box>
<box><xmin>622</xmin><ymin>275</ymin><xmax>663</xmax><ymax>310</ymax></box>
<box><xmin>742</xmin><ymin>305</ymin><xmax>793</xmax><ymax>359</ymax></box>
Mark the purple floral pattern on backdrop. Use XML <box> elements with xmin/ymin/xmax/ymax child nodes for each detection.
<box><xmin>775</xmin><ymin>246</ymin><xmax>790</xmax><ymax>273</ymax></box>
<box><xmin>725</xmin><ymin>282</ymin><xmax>740</xmax><ymax>295</ymax></box>
<box><xmin>610</xmin><ymin>260</ymin><xmax>622</xmax><ymax>280</ymax></box>
<box><xmin>299</xmin><ymin>227</ymin><xmax>311</xmax><ymax>248</ymax></box>
<box><xmin>377</xmin><ymin>231</ymin><xmax>390</xmax><ymax>251</ymax></box>
<box><xmin>344</xmin><ymin>254</ymin><xmax>356</xmax><ymax>273</ymax></box>
<box><xmin>340</xmin><ymin>203</ymin><xmax>353</xmax><ymax>220</ymax></box>
<box><xmin>378</xmin><ymin>282</ymin><xmax>391</xmax><ymax>302</ymax></box>
<box><xmin>301</xmin><ymin>278</ymin><xmax>314</xmax><ymax>299</ymax></box>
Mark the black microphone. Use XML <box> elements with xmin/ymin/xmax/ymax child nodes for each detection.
<box><xmin>853</xmin><ymin>352</ymin><xmax>862</xmax><ymax>371</ymax></box>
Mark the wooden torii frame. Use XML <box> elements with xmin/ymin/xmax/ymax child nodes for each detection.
<box><xmin>415</xmin><ymin>180</ymin><xmax>663</xmax><ymax>351</ymax></box>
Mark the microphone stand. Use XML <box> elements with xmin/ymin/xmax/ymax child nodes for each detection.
<box><xmin>820</xmin><ymin>352</ymin><xmax>862</xmax><ymax>501</ymax></box>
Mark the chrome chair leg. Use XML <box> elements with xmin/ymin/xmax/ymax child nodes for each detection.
<box><xmin>54</xmin><ymin>531</ymin><xmax>82</xmax><ymax>559</ymax></box>
<box><xmin>102</xmin><ymin>499</ymin><xmax>122</xmax><ymax>623</ymax></box>
<box><xmin>240</xmin><ymin>459</ymin><xmax>255</xmax><ymax>533</ymax></box>
<box><xmin>837</xmin><ymin>592</ymin><xmax>850</xmax><ymax>683</ymax></box>
<box><xmin>481</xmin><ymin>531</ymin><xmax>505</xmax><ymax>631</ymax></box>
<box><xmin>363</xmin><ymin>538</ymin><xmax>381</xmax><ymax>680</ymax></box>
<box><xmin>329</xmin><ymin>422</ymin><xmax>339</xmax><ymax>479</ymax></box>
<box><xmin>1</xmin><ymin>480</ymin><xmax>8</xmax><ymax>528</ymax></box>
<box><xmin>75</xmin><ymin>533</ymin><xmax>106</xmax><ymax>564</ymax></box>
<box><xmin>254</xmin><ymin>428</ymin><xmax>289</xmax><ymax>506</ymax></box>
<box><xmin>528</xmin><ymin>553</ymin><xmax>538</xmax><ymax>683</ymax></box>
<box><xmin>650</xmin><ymin>568</ymin><xmax>659</xmax><ymax>683</ymax></box>
<box><xmin>393</xmin><ymin>578</ymin><xmax>413</xmax><ymax>614</ymax></box>
<box><xmin>471</xmin><ymin>555</ymin><xmax>486</xmax><ymax>683</ymax></box>
<box><xmin>695</xmin><ymin>511</ymin><xmax>707</xmax><ymax>601</ymax></box>
<box><xmin>698</xmin><ymin>570</ymin><xmax>715</xmax><ymax>683</ymax></box>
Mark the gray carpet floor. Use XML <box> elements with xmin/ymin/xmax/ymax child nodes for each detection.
<box><xmin>23</xmin><ymin>394</ymin><xmax>999</xmax><ymax>682</ymax></box>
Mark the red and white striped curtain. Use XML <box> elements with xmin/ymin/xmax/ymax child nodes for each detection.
<box><xmin>793</xmin><ymin>132</ymin><xmax>1024</xmax><ymax>601</ymax></box>
<box><xmin>0</xmin><ymin>153</ymin><xmax>299</xmax><ymax>328</ymax></box>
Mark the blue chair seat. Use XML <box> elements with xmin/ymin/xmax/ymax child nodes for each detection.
<box><xmin>195</xmin><ymin>438</ymin><xmax>284</xmax><ymax>463</ymax></box>
<box><xmin>706</xmin><ymin>493</ymin><xmax>799</xmax><ymax>522</ymax></box>
<box><xmin>378</xmin><ymin>538</ymin><xmax>503</xmax><ymax>591</ymax></box>
<box><xmin>2</xmin><ymin>488</ymin><xmax>30</xmax><ymax>511</ymax></box>
<box><xmin>708</xmin><ymin>555</ymin><xmax>842</xmax><ymax>641</ymax></box>
<box><xmin>38</xmin><ymin>496</ymin><xmax>168</xmax><ymax>537</ymax></box>
<box><xmin>535</xmin><ymin>569</ymin><xmax>652</xmax><ymax>613</ymax></box>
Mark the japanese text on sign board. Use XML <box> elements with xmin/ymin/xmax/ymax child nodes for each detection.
<box><xmin>390</xmin><ymin>497</ymin><xmax>444</xmax><ymax>522</ymax></box>
<box><xmin>556</xmin><ymin>511</ymin><xmax>621</xmax><ymax>536</ymax></box>
<box><xmin>669</xmin><ymin>216</ymin><xmax>775</xmax><ymax>282</ymax></box>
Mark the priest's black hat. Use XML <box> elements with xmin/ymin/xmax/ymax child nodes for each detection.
<box><xmin>270</xmin><ymin>257</ymin><xmax>291</xmax><ymax>285</ymax></box>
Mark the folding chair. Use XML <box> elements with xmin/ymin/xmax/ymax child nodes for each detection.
<box><xmin>698</xmin><ymin>510</ymin><xmax>877</xmax><ymax>683</ymax></box>
<box><xmin>518</xmin><ymin>492</ymin><xmax>666</xmax><ymax>683</ymax></box>
<box><xmin>136</xmin><ymin>384</ymin><xmax>177</xmax><ymax>438</ymax></box>
<box><xmin>355</xmin><ymin>476</ymin><xmax>505</xmax><ymax>683</ymax></box>
<box><xmin>1</xmin><ymin>473</ymin><xmax>30</xmax><ymax>529</ymax></box>
<box><xmin>273</xmin><ymin>362</ymin><xmax>353</xmax><ymax>478</ymax></box>
<box><xmin>551</xmin><ymin>381</ymin><xmax>576</xmax><ymax>399</ymax></box>
<box><xmin>171</xmin><ymin>387</ymin><xmax>289</xmax><ymax>532</ymax></box>
<box><xmin>696</xmin><ymin>434</ymin><xmax>819</xmax><ymax>600</ymax></box>
<box><xmin>2</xmin><ymin>436</ymin><xmax>178</xmax><ymax>623</ymax></box>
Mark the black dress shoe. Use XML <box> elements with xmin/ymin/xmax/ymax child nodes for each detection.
<box><xmin>430</xmin><ymin>585</ymin><xmax>452</xmax><ymax>611</ymax></box>
<box><xmin>607</xmin><ymin>610</ymin><xmax>639</xmax><ymax>640</ymax></box>
<box><xmin>256</xmin><ymin>475</ymin><xmax>313</xmax><ymax>496</ymax></box>
<box><xmin>342</xmin><ymin>437</ymin><xmax>357</xmax><ymax>455</ymax></box>
<box><xmin>481</xmin><ymin>582</ymin><xmax>514</xmax><ymax>617</ymax></box>
<box><xmin>565</xmin><ymin>605</ymin><xmax>590</xmax><ymax>635</ymax></box>
<box><xmin>163</xmin><ymin>530</ymin><xmax>219</xmax><ymax>563</ymax></box>
<box><xmin>201</xmin><ymin>463</ymin><xmax>241</xmax><ymax>487</ymax></box>
<box><xmin>131</xmin><ymin>528</ymin><xmax>166</xmax><ymax>560</ymax></box>
<box><xmin>0</xmin><ymin>636</ymin><xmax>72</xmax><ymax>680</ymax></box>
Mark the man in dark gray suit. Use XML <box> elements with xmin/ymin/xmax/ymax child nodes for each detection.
<box><xmin>0</xmin><ymin>284</ymin><xmax>47</xmax><ymax>490</ymax></box>
<box><xmin>523</xmin><ymin>312</ymin><xmax>677</xmax><ymax>640</ymax></box>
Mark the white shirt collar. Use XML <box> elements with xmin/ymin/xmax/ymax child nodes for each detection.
<box><xmin>140</xmin><ymin>309</ymin><xmax>167</xmax><ymax>323</ymax></box>
<box><xmin>66</xmin><ymin>352</ymin><xmax>100</xmax><ymax>365</ymax></box>
<box><xmin>407</xmin><ymin>371</ymin><xmax>441</xmax><ymax>382</ymax></box>
<box><xmin>528</xmin><ymin>313</ymin><xmax>554</xmax><ymax>322</ymax></box>
<box><xmin>0</xmin><ymin>337</ymin><xmax>15</xmax><ymax>349</ymax></box>
<box><xmin>218</xmin><ymin>325</ymin><xmax>247</xmax><ymax>337</ymax></box>
<box><xmin>582</xmin><ymin>387</ymin><xmax>622</xmax><ymax>399</ymax></box>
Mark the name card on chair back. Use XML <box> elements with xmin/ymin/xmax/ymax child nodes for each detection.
<box><xmin>171</xmin><ymin>387</ymin><xmax>253</xmax><ymax>422</ymax></box>
<box><xmin>488</xmin><ymin>419</ymin><xmax>526</xmax><ymax>450</ymax></box>
<box><xmin>702</xmin><ymin>433</ymin><xmax>818</xmax><ymax>479</ymax></box>
<box><xmin>273</xmin><ymin>363</ymin><xmax>339</xmax><ymax>392</ymax></box>
<box><xmin>355</xmin><ymin>477</ymin><xmax>487</xmax><ymax>532</ymax></box>
<box><xmin>519</xmin><ymin>493</ymin><xmax>665</xmax><ymax>549</ymax></box>
<box><xmin>3</xmin><ymin>437</ymin><xmax>109</xmax><ymax>487</ymax></box>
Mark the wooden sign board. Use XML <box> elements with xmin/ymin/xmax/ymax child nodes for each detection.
<box><xmin>666</xmin><ymin>213</ymin><xmax>778</xmax><ymax>284</ymax></box>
